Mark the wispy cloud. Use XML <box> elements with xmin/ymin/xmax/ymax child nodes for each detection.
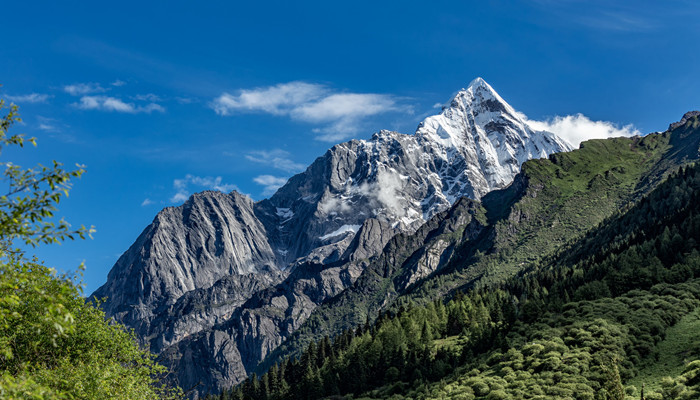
<box><xmin>36</xmin><ymin>116</ymin><xmax>60</xmax><ymax>132</ymax></box>
<box><xmin>576</xmin><ymin>10</ymin><xmax>656</xmax><ymax>32</ymax></box>
<box><xmin>111</xmin><ymin>79</ymin><xmax>126</xmax><ymax>87</ymax></box>
<box><xmin>141</xmin><ymin>198</ymin><xmax>154</xmax><ymax>206</ymax></box>
<box><xmin>75</xmin><ymin>96</ymin><xmax>165</xmax><ymax>114</ymax></box>
<box><xmin>34</xmin><ymin>116</ymin><xmax>77</xmax><ymax>143</ymax></box>
<box><xmin>518</xmin><ymin>112</ymin><xmax>640</xmax><ymax>147</ymax></box>
<box><xmin>5</xmin><ymin>93</ymin><xmax>52</xmax><ymax>104</ymax></box>
<box><xmin>527</xmin><ymin>1</ymin><xmax>695</xmax><ymax>33</ymax></box>
<box><xmin>243</xmin><ymin>149</ymin><xmax>305</xmax><ymax>173</ymax></box>
<box><xmin>212</xmin><ymin>82</ymin><xmax>325</xmax><ymax>115</ymax></box>
<box><xmin>170</xmin><ymin>174</ymin><xmax>238</xmax><ymax>203</ymax></box>
<box><xmin>64</xmin><ymin>82</ymin><xmax>107</xmax><ymax>96</ymax></box>
<box><xmin>211</xmin><ymin>81</ymin><xmax>411</xmax><ymax>141</ymax></box>
<box><xmin>55</xmin><ymin>36</ymin><xmax>229</xmax><ymax>97</ymax></box>
<box><xmin>297</xmin><ymin>93</ymin><xmax>408</xmax><ymax>142</ymax></box>
<box><xmin>132</xmin><ymin>93</ymin><xmax>162</xmax><ymax>102</ymax></box>
<box><xmin>253</xmin><ymin>175</ymin><xmax>288</xmax><ymax>196</ymax></box>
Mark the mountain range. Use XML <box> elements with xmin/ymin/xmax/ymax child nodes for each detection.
<box><xmin>222</xmin><ymin>120</ymin><xmax>700</xmax><ymax>399</ymax></box>
<box><xmin>94</xmin><ymin>79</ymin><xmax>700</xmax><ymax>399</ymax></box>
<box><xmin>92</xmin><ymin>78</ymin><xmax>575</xmax><ymax>396</ymax></box>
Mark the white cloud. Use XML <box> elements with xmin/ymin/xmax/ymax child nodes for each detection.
<box><xmin>211</xmin><ymin>81</ymin><xmax>411</xmax><ymax>141</ymax></box>
<box><xmin>36</xmin><ymin>116</ymin><xmax>59</xmax><ymax>132</ymax></box>
<box><xmin>211</xmin><ymin>82</ymin><xmax>325</xmax><ymax>116</ymax></box>
<box><xmin>34</xmin><ymin>117</ymin><xmax>77</xmax><ymax>142</ymax></box>
<box><xmin>171</xmin><ymin>192</ymin><xmax>189</xmax><ymax>203</ymax></box>
<box><xmin>133</xmin><ymin>93</ymin><xmax>162</xmax><ymax>102</ymax></box>
<box><xmin>296</xmin><ymin>93</ymin><xmax>405</xmax><ymax>140</ymax></box>
<box><xmin>141</xmin><ymin>198</ymin><xmax>154</xmax><ymax>206</ymax></box>
<box><xmin>5</xmin><ymin>93</ymin><xmax>52</xmax><ymax>104</ymax></box>
<box><xmin>64</xmin><ymin>82</ymin><xmax>107</xmax><ymax>96</ymax></box>
<box><xmin>518</xmin><ymin>112</ymin><xmax>640</xmax><ymax>147</ymax></box>
<box><xmin>317</xmin><ymin>169</ymin><xmax>408</xmax><ymax>217</ymax></box>
<box><xmin>253</xmin><ymin>175</ymin><xmax>288</xmax><ymax>196</ymax></box>
<box><xmin>111</xmin><ymin>79</ymin><xmax>126</xmax><ymax>87</ymax></box>
<box><xmin>292</xmin><ymin>93</ymin><xmax>401</xmax><ymax>122</ymax></box>
<box><xmin>170</xmin><ymin>174</ymin><xmax>239</xmax><ymax>203</ymax></box>
<box><xmin>318</xmin><ymin>196</ymin><xmax>352</xmax><ymax>214</ymax></box>
<box><xmin>243</xmin><ymin>149</ymin><xmax>305</xmax><ymax>173</ymax></box>
<box><xmin>375</xmin><ymin>170</ymin><xmax>405</xmax><ymax>216</ymax></box>
<box><xmin>75</xmin><ymin>96</ymin><xmax>165</xmax><ymax>114</ymax></box>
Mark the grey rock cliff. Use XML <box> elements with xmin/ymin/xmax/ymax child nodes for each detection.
<box><xmin>92</xmin><ymin>190</ymin><xmax>278</xmax><ymax>337</ymax></box>
<box><xmin>669</xmin><ymin>110</ymin><xmax>700</xmax><ymax>130</ymax></box>
<box><xmin>159</xmin><ymin>218</ymin><xmax>395</xmax><ymax>396</ymax></box>
<box><xmin>257</xmin><ymin>196</ymin><xmax>488</xmax><ymax>378</ymax></box>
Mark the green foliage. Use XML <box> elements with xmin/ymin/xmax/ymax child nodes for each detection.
<box><xmin>659</xmin><ymin>360</ymin><xmax>700</xmax><ymax>400</ymax></box>
<box><xmin>0</xmin><ymin>96</ymin><xmax>180</xmax><ymax>399</ymax></box>
<box><xmin>629</xmin><ymin>308</ymin><xmax>700</xmax><ymax>396</ymax></box>
<box><xmin>0</xmin><ymin>259</ymin><xmax>181</xmax><ymax>399</ymax></box>
<box><xmin>0</xmin><ymin>98</ymin><xmax>94</xmax><ymax>250</ymax></box>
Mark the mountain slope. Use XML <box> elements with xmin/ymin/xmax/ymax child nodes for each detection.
<box><xmin>256</xmin><ymin>77</ymin><xmax>571</xmax><ymax>268</ymax></box>
<box><xmin>265</xmin><ymin>112</ymin><xmax>700</xmax><ymax>375</ymax></box>
<box><xmin>224</xmin><ymin>114</ymin><xmax>700</xmax><ymax>400</ymax></box>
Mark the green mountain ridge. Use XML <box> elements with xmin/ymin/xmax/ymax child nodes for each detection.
<box><xmin>263</xmin><ymin>115</ymin><xmax>700</xmax><ymax>375</ymax></box>
<box><xmin>217</xmin><ymin>113</ymin><xmax>700</xmax><ymax>400</ymax></box>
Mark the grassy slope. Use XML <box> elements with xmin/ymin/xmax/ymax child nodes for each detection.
<box><xmin>408</xmin><ymin>132</ymin><xmax>676</xmax><ymax>302</ymax></box>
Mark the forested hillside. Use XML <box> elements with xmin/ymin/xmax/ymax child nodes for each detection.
<box><xmin>265</xmin><ymin>116</ymin><xmax>700</xmax><ymax>374</ymax></box>
<box><xmin>217</xmin><ymin>119</ymin><xmax>700</xmax><ymax>399</ymax></box>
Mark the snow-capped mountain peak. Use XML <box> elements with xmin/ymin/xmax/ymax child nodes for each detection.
<box><xmin>415</xmin><ymin>79</ymin><xmax>572</xmax><ymax>195</ymax></box>
<box><xmin>253</xmin><ymin>78</ymin><xmax>573</xmax><ymax>269</ymax></box>
<box><xmin>444</xmin><ymin>77</ymin><xmax>517</xmax><ymax>118</ymax></box>
<box><xmin>94</xmin><ymin>79</ymin><xmax>573</xmax><ymax>396</ymax></box>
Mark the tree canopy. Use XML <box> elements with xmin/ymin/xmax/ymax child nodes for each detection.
<box><xmin>0</xmin><ymin>95</ymin><xmax>181</xmax><ymax>399</ymax></box>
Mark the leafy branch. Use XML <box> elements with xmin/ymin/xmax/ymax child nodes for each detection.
<box><xmin>0</xmin><ymin>98</ymin><xmax>94</xmax><ymax>253</ymax></box>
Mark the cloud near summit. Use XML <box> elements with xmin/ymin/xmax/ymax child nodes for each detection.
<box><xmin>170</xmin><ymin>174</ymin><xmax>238</xmax><ymax>203</ymax></box>
<box><xmin>211</xmin><ymin>81</ymin><xmax>411</xmax><ymax>141</ymax></box>
<box><xmin>518</xmin><ymin>112</ymin><xmax>640</xmax><ymax>147</ymax></box>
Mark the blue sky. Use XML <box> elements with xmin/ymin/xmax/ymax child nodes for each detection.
<box><xmin>2</xmin><ymin>0</ymin><xmax>699</xmax><ymax>294</ymax></box>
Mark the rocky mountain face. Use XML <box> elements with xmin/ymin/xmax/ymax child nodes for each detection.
<box><xmin>92</xmin><ymin>78</ymin><xmax>572</xmax><ymax>397</ymax></box>
<box><xmin>258</xmin><ymin>78</ymin><xmax>570</xmax><ymax>268</ymax></box>
<box><xmin>159</xmin><ymin>217</ymin><xmax>396</xmax><ymax>394</ymax></box>
<box><xmin>92</xmin><ymin>191</ymin><xmax>281</xmax><ymax>342</ymax></box>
